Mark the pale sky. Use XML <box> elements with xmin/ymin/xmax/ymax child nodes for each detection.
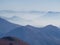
<box><xmin>0</xmin><ymin>0</ymin><xmax>60</xmax><ymax>11</ymax></box>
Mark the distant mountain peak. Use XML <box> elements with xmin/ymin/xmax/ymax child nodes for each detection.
<box><xmin>25</xmin><ymin>25</ymin><xmax>40</xmax><ymax>27</ymax></box>
<box><xmin>47</xmin><ymin>11</ymin><xmax>60</xmax><ymax>14</ymax></box>
<box><xmin>25</xmin><ymin>25</ymin><xmax>34</xmax><ymax>28</ymax></box>
<box><xmin>45</xmin><ymin>25</ymin><xmax>56</xmax><ymax>27</ymax></box>
<box><xmin>46</xmin><ymin>25</ymin><xmax>55</xmax><ymax>27</ymax></box>
<box><xmin>43</xmin><ymin>25</ymin><xmax>59</xmax><ymax>30</ymax></box>
<box><xmin>25</xmin><ymin>25</ymin><xmax>39</xmax><ymax>29</ymax></box>
<box><xmin>25</xmin><ymin>25</ymin><xmax>32</xmax><ymax>27</ymax></box>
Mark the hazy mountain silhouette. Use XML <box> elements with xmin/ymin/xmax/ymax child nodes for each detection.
<box><xmin>0</xmin><ymin>17</ymin><xmax>20</xmax><ymax>33</ymax></box>
<box><xmin>0</xmin><ymin>10</ymin><xmax>16</xmax><ymax>14</ymax></box>
<box><xmin>3</xmin><ymin>24</ymin><xmax>60</xmax><ymax>45</ymax></box>
<box><xmin>0</xmin><ymin>18</ymin><xmax>60</xmax><ymax>45</ymax></box>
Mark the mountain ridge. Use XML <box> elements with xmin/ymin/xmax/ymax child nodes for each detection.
<box><xmin>3</xmin><ymin>23</ymin><xmax>60</xmax><ymax>45</ymax></box>
<box><xmin>0</xmin><ymin>10</ymin><xmax>60</xmax><ymax>14</ymax></box>
<box><xmin>0</xmin><ymin>17</ymin><xmax>20</xmax><ymax>33</ymax></box>
<box><xmin>0</xmin><ymin>18</ymin><xmax>60</xmax><ymax>45</ymax></box>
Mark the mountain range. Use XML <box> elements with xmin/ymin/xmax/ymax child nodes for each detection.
<box><xmin>0</xmin><ymin>10</ymin><xmax>60</xmax><ymax>14</ymax></box>
<box><xmin>0</xmin><ymin>17</ymin><xmax>20</xmax><ymax>33</ymax></box>
<box><xmin>0</xmin><ymin>18</ymin><xmax>60</xmax><ymax>45</ymax></box>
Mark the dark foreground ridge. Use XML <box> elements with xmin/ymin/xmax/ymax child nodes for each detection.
<box><xmin>0</xmin><ymin>36</ymin><xmax>29</xmax><ymax>45</ymax></box>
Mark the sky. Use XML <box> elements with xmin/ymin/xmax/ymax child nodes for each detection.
<box><xmin>0</xmin><ymin>0</ymin><xmax>60</xmax><ymax>27</ymax></box>
<box><xmin>0</xmin><ymin>0</ymin><xmax>60</xmax><ymax>11</ymax></box>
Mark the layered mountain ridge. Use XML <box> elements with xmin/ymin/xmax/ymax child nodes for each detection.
<box><xmin>0</xmin><ymin>18</ymin><xmax>60</xmax><ymax>45</ymax></box>
<box><xmin>0</xmin><ymin>17</ymin><xmax>20</xmax><ymax>33</ymax></box>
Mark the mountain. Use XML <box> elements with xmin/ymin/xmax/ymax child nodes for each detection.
<box><xmin>0</xmin><ymin>10</ymin><xmax>45</xmax><ymax>14</ymax></box>
<box><xmin>3</xmin><ymin>25</ymin><xmax>60</xmax><ymax>45</ymax></box>
<box><xmin>0</xmin><ymin>17</ymin><xmax>20</xmax><ymax>33</ymax></box>
<box><xmin>43</xmin><ymin>11</ymin><xmax>60</xmax><ymax>18</ymax></box>
<box><xmin>0</xmin><ymin>10</ymin><xmax>16</xmax><ymax>14</ymax></box>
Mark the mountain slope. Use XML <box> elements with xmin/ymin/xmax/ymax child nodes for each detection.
<box><xmin>3</xmin><ymin>25</ymin><xmax>60</xmax><ymax>45</ymax></box>
<box><xmin>0</xmin><ymin>18</ymin><xmax>20</xmax><ymax>33</ymax></box>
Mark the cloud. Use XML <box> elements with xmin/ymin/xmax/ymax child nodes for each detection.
<box><xmin>0</xmin><ymin>10</ymin><xmax>60</xmax><ymax>27</ymax></box>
